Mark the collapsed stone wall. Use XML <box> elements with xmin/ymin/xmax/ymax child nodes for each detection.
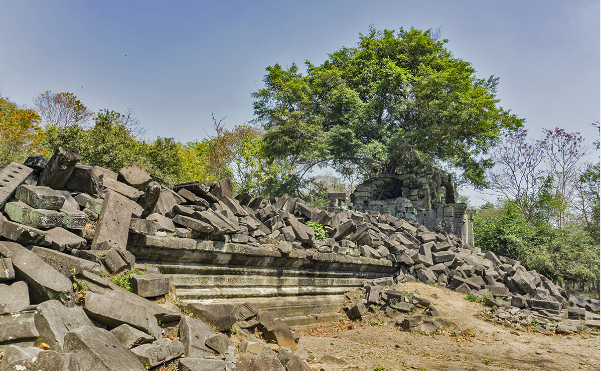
<box><xmin>349</xmin><ymin>166</ymin><xmax>475</xmax><ymax>247</ymax></box>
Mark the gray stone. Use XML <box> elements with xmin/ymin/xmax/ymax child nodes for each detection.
<box><xmin>146</xmin><ymin>213</ymin><xmax>176</xmax><ymax>232</ymax></box>
<box><xmin>64</xmin><ymin>325</ymin><xmax>146</xmax><ymax>370</ymax></box>
<box><xmin>221</xmin><ymin>196</ymin><xmax>249</xmax><ymax>217</ymax></box>
<box><xmin>118</xmin><ymin>162</ymin><xmax>152</xmax><ymax>190</ymax></box>
<box><xmin>237</xmin><ymin>348</ymin><xmax>286</xmax><ymax>371</ymax></box>
<box><xmin>0</xmin><ymin>345</ymin><xmax>79</xmax><ymax>371</ymax></box>
<box><xmin>527</xmin><ymin>299</ymin><xmax>561</xmax><ymax>313</ymax></box>
<box><xmin>15</xmin><ymin>184</ymin><xmax>66</xmax><ymax>210</ymax></box>
<box><xmin>0</xmin><ymin>241</ymin><xmax>74</xmax><ymax>306</ymax></box>
<box><xmin>0</xmin><ymin>162</ymin><xmax>35</xmax><ymax>209</ymax></box>
<box><xmin>346</xmin><ymin>302</ymin><xmax>366</xmax><ymax>320</ymax></box>
<box><xmin>417</xmin><ymin>268</ymin><xmax>438</xmax><ymax>285</ymax></box>
<box><xmin>417</xmin><ymin>231</ymin><xmax>436</xmax><ymax>244</ymax></box>
<box><xmin>130</xmin><ymin>274</ymin><xmax>170</xmax><ymax>297</ymax></box>
<box><xmin>178</xmin><ymin>358</ymin><xmax>231</xmax><ymax>371</ymax></box>
<box><xmin>511</xmin><ymin>295</ymin><xmax>527</xmax><ymax>309</ymax></box>
<box><xmin>179</xmin><ymin>316</ymin><xmax>218</xmax><ymax>357</ymax></box>
<box><xmin>277</xmin><ymin>348</ymin><xmax>312</xmax><ymax>371</ymax></box>
<box><xmin>110</xmin><ymin>324</ymin><xmax>154</xmax><ymax>349</ymax></box>
<box><xmin>130</xmin><ymin>338</ymin><xmax>185</xmax><ymax>368</ymax></box>
<box><xmin>65</xmin><ymin>165</ymin><xmax>117</xmax><ymax>194</ymax></box>
<box><xmin>101</xmin><ymin>248</ymin><xmax>133</xmax><ymax>274</ymax></box>
<box><xmin>367</xmin><ymin>285</ymin><xmax>382</xmax><ymax>305</ymax></box>
<box><xmin>146</xmin><ymin>186</ymin><xmax>183</xmax><ymax>216</ymax></box>
<box><xmin>420</xmin><ymin>318</ymin><xmax>441</xmax><ymax>334</ymax></box>
<box><xmin>433</xmin><ymin>251</ymin><xmax>455</xmax><ymax>264</ymax></box>
<box><xmin>0</xmin><ymin>312</ymin><xmax>39</xmax><ymax>344</ymax></box>
<box><xmin>129</xmin><ymin>218</ymin><xmax>158</xmax><ymax>235</ymax></box>
<box><xmin>91</xmin><ymin>191</ymin><xmax>132</xmax><ymax>251</ymax></box>
<box><xmin>46</xmin><ymin>227</ymin><xmax>87</xmax><ymax>251</ymax></box>
<box><xmin>83</xmin><ymin>292</ymin><xmax>161</xmax><ymax>338</ymax></box>
<box><xmin>205</xmin><ymin>333</ymin><xmax>233</xmax><ymax>354</ymax></box>
<box><xmin>0</xmin><ymin>219</ymin><xmax>52</xmax><ymax>246</ymax></box>
<box><xmin>186</xmin><ymin>303</ymin><xmax>241</xmax><ymax>332</ymax></box>
<box><xmin>485</xmin><ymin>285</ymin><xmax>510</xmax><ymax>297</ymax></box>
<box><xmin>0</xmin><ymin>257</ymin><xmax>15</xmax><ymax>281</ymax></box>
<box><xmin>101</xmin><ymin>177</ymin><xmax>144</xmax><ymax>201</ymax></box>
<box><xmin>567</xmin><ymin>307</ymin><xmax>586</xmax><ymax>320</ymax></box>
<box><xmin>0</xmin><ymin>281</ymin><xmax>29</xmax><ymax>314</ymax></box>
<box><xmin>74</xmin><ymin>193</ymin><xmax>103</xmax><ymax>215</ymax></box>
<box><xmin>193</xmin><ymin>210</ymin><xmax>238</xmax><ymax>235</ymax></box>
<box><xmin>262</xmin><ymin>318</ymin><xmax>297</xmax><ymax>350</ymax></box>
<box><xmin>60</xmin><ymin>208</ymin><xmax>88</xmax><ymax>229</ymax></box>
<box><xmin>38</xmin><ymin>147</ymin><xmax>80</xmax><ymax>190</ymax></box>
<box><xmin>4</xmin><ymin>201</ymin><xmax>64</xmax><ymax>229</ymax></box>
<box><xmin>555</xmin><ymin>323</ymin><xmax>577</xmax><ymax>335</ymax></box>
<box><xmin>24</xmin><ymin>156</ymin><xmax>48</xmax><ymax>171</ymax></box>
<box><xmin>173</xmin><ymin>214</ymin><xmax>214</xmax><ymax>233</ymax></box>
<box><xmin>31</xmin><ymin>246</ymin><xmax>106</xmax><ymax>277</ymax></box>
<box><xmin>34</xmin><ymin>300</ymin><xmax>94</xmax><ymax>351</ymax></box>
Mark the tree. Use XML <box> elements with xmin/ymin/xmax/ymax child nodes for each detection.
<box><xmin>253</xmin><ymin>27</ymin><xmax>523</xmax><ymax>187</ymax></box>
<box><xmin>34</xmin><ymin>91</ymin><xmax>93</xmax><ymax>128</ymax></box>
<box><xmin>0</xmin><ymin>96</ymin><xmax>46</xmax><ymax>166</ymax></box>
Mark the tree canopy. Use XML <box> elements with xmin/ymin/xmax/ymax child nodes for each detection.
<box><xmin>253</xmin><ymin>27</ymin><xmax>523</xmax><ymax>187</ymax></box>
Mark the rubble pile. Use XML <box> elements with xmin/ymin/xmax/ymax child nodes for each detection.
<box><xmin>0</xmin><ymin>146</ymin><xmax>599</xmax><ymax>369</ymax></box>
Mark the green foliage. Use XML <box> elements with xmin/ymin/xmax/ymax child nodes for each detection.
<box><xmin>374</xmin><ymin>362</ymin><xmax>387</xmax><ymax>371</ymax></box>
<box><xmin>0</xmin><ymin>96</ymin><xmax>47</xmax><ymax>166</ymax></box>
<box><xmin>109</xmin><ymin>268</ymin><xmax>146</xmax><ymax>292</ymax></box>
<box><xmin>465</xmin><ymin>293</ymin><xmax>485</xmax><ymax>303</ymax></box>
<box><xmin>305</xmin><ymin>221</ymin><xmax>327</xmax><ymax>240</ymax></box>
<box><xmin>253</xmin><ymin>27</ymin><xmax>523</xmax><ymax>187</ymax></box>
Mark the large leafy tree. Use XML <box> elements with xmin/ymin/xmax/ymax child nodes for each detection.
<box><xmin>0</xmin><ymin>96</ymin><xmax>47</xmax><ymax>166</ymax></box>
<box><xmin>253</xmin><ymin>27</ymin><xmax>523</xmax><ymax>187</ymax></box>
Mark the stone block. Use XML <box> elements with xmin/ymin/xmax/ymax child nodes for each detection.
<box><xmin>179</xmin><ymin>316</ymin><xmax>218</xmax><ymax>357</ymax></box>
<box><xmin>205</xmin><ymin>333</ymin><xmax>233</xmax><ymax>354</ymax></box>
<box><xmin>84</xmin><ymin>292</ymin><xmax>161</xmax><ymax>338</ymax></box>
<box><xmin>130</xmin><ymin>274</ymin><xmax>169</xmax><ymax>297</ymax></box>
<box><xmin>118</xmin><ymin>162</ymin><xmax>152</xmax><ymax>190</ymax></box>
<box><xmin>240</xmin><ymin>341</ymin><xmax>265</xmax><ymax>354</ymax></box>
<box><xmin>567</xmin><ymin>307</ymin><xmax>586</xmax><ymax>320</ymax></box>
<box><xmin>129</xmin><ymin>218</ymin><xmax>158</xmax><ymax>236</ymax></box>
<box><xmin>131</xmin><ymin>338</ymin><xmax>185</xmax><ymax>368</ymax></box>
<box><xmin>346</xmin><ymin>302</ymin><xmax>366</xmax><ymax>320</ymax></box>
<box><xmin>102</xmin><ymin>177</ymin><xmax>144</xmax><ymax>200</ymax></box>
<box><xmin>417</xmin><ymin>268</ymin><xmax>438</xmax><ymax>285</ymax></box>
<box><xmin>91</xmin><ymin>191</ymin><xmax>132</xmax><ymax>250</ymax></box>
<box><xmin>102</xmin><ymin>248</ymin><xmax>134</xmax><ymax>274</ymax></box>
<box><xmin>15</xmin><ymin>184</ymin><xmax>66</xmax><ymax>210</ymax></box>
<box><xmin>417</xmin><ymin>231</ymin><xmax>436</xmax><ymax>243</ymax></box>
<box><xmin>60</xmin><ymin>208</ymin><xmax>88</xmax><ymax>229</ymax></box>
<box><xmin>4</xmin><ymin>201</ymin><xmax>64</xmax><ymax>229</ymax></box>
<box><xmin>46</xmin><ymin>227</ymin><xmax>87</xmax><ymax>251</ymax></box>
<box><xmin>1</xmin><ymin>219</ymin><xmax>52</xmax><ymax>246</ymax></box>
<box><xmin>110</xmin><ymin>324</ymin><xmax>154</xmax><ymax>349</ymax></box>
<box><xmin>333</xmin><ymin>220</ymin><xmax>356</xmax><ymax>241</ymax></box>
<box><xmin>74</xmin><ymin>192</ymin><xmax>103</xmax><ymax>215</ymax></box>
<box><xmin>277</xmin><ymin>348</ymin><xmax>312</xmax><ymax>371</ymax></box>
<box><xmin>0</xmin><ymin>162</ymin><xmax>35</xmax><ymax>209</ymax></box>
<box><xmin>485</xmin><ymin>285</ymin><xmax>510</xmax><ymax>297</ymax></box>
<box><xmin>433</xmin><ymin>251</ymin><xmax>455</xmax><ymax>264</ymax></box>
<box><xmin>24</xmin><ymin>155</ymin><xmax>48</xmax><ymax>171</ymax></box>
<box><xmin>454</xmin><ymin>283</ymin><xmax>472</xmax><ymax>294</ymax></box>
<box><xmin>34</xmin><ymin>299</ymin><xmax>95</xmax><ymax>351</ymax></box>
<box><xmin>146</xmin><ymin>213</ymin><xmax>176</xmax><ymax>232</ymax></box>
<box><xmin>31</xmin><ymin>246</ymin><xmax>106</xmax><ymax>278</ymax></box>
<box><xmin>0</xmin><ymin>311</ymin><xmax>39</xmax><ymax>344</ymax></box>
<box><xmin>0</xmin><ymin>257</ymin><xmax>15</xmax><ymax>281</ymax></box>
<box><xmin>421</xmin><ymin>318</ymin><xmax>441</xmax><ymax>334</ymax></box>
<box><xmin>0</xmin><ymin>281</ymin><xmax>29</xmax><ymax>314</ymax></box>
<box><xmin>236</xmin><ymin>348</ymin><xmax>286</xmax><ymax>371</ymax></box>
<box><xmin>193</xmin><ymin>210</ymin><xmax>237</xmax><ymax>235</ymax></box>
<box><xmin>527</xmin><ymin>299</ymin><xmax>561</xmax><ymax>313</ymax></box>
<box><xmin>179</xmin><ymin>358</ymin><xmax>231</xmax><ymax>371</ymax></box>
<box><xmin>367</xmin><ymin>285</ymin><xmax>382</xmax><ymax>305</ymax></box>
<box><xmin>0</xmin><ymin>345</ymin><xmax>79</xmax><ymax>371</ymax></box>
<box><xmin>511</xmin><ymin>295</ymin><xmax>527</xmax><ymax>309</ymax></box>
<box><xmin>221</xmin><ymin>196</ymin><xmax>249</xmax><ymax>217</ymax></box>
<box><xmin>64</xmin><ymin>326</ymin><xmax>146</xmax><ymax>370</ymax></box>
<box><xmin>173</xmin><ymin>214</ymin><xmax>214</xmax><ymax>233</ymax></box>
<box><xmin>186</xmin><ymin>303</ymin><xmax>241</xmax><ymax>332</ymax></box>
<box><xmin>38</xmin><ymin>147</ymin><xmax>80</xmax><ymax>189</ymax></box>
<box><xmin>0</xmin><ymin>241</ymin><xmax>74</xmax><ymax>306</ymax></box>
<box><xmin>65</xmin><ymin>164</ymin><xmax>116</xmax><ymax>195</ymax></box>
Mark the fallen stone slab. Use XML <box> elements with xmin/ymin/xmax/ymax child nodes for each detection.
<box><xmin>262</xmin><ymin>318</ymin><xmax>297</xmax><ymax>350</ymax></box>
<box><xmin>118</xmin><ymin>162</ymin><xmax>152</xmax><ymax>190</ymax></box>
<box><xmin>65</xmin><ymin>164</ymin><xmax>115</xmax><ymax>195</ymax></box>
<box><xmin>237</xmin><ymin>348</ymin><xmax>286</xmax><ymax>371</ymax></box>
<box><xmin>131</xmin><ymin>338</ymin><xmax>185</xmax><ymax>368</ymax></box>
<box><xmin>60</xmin><ymin>208</ymin><xmax>88</xmax><ymax>229</ymax></box>
<box><xmin>0</xmin><ymin>311</ymin><xmax>39</xmax><ymax>344</ymax></box>
<box><xmin>485</xmin><ymin>285</ymin><xmax>510</xmax><ymax>297</ymax></box>
<box><xmin>146</xmin><ymin>213</ymin><xmax>176</xmax><ymax>232</ymax></box>
<box><xmin>15</xmin><ymin>184</ymin><xmax>66</xmax><ymax>210</ymax></box>
<box><xmin>46</xmin><ymin>227</ymin><xmax>87</xmax><ymax>251</ymax></box>
<box><xmin>0</xmin><ymin>345</ymin><xmax>80</xmax><ymax>371</ymax></box>
<box><xmin>179</xmin><ymin>316</ymin><xmax>218</xmax><ymax>358</ymax></box>
<box><xmin>110</xmin><ymin>324</ymin><xmax>155</xmax><ymax>349</ymax></box>
<box><xmin>34</xmin><ymin>299</ymin><xmax>95</xmax><ymax>351</ymax></box>
<box><xmin>129</xmin><ymin>218</ymin><xmax>159</xmax><ymax>236</ymax></box>
<box><xmin>130</xmin><ymin>273</ymin><xmax>169</xmax><ymax>297</ymax></box>
<box><xmin>0</xmin><ymin>162</ymin><xmax>35</xmax><ymax>209</ymax></box>
<box><xmin>91</xmin><ymin>191</ymin><xmax>133</xmax><ymax>251</ymax></box>
<box><xmin>346</xmin><ymin>302</ymin><xmax>367</xmax><ymax>320</ymax></box>
<box><xmin>173</xmin><ymin>214</ymin><xmax>214</xmax><ymax>233</ymax></box>
<box><xmin>101</xmin><ymin>248</ymin><xmax>134</xmax><ymax>274</ymax></box>
<box><xmin>186</xmin><ymin>303</ymin><xmax>241</xmax><ymax>332</ymax></box>
<box><xmin>555</xmin><ymin>323</ymin><xmax>578</xmax><ymax>335</ymax></box>
<box><xmin>4</xmin><ymin>201</ymin><xmax>64</xmax><ymax>229</ymax></box>
<box><xmin>0</xmin><ymin>219</ymin><xmax>52</xmax><ymax>247</ymax></box>
<box><xmin>38</xmin><ymin>146</ymin><xmax>80</xmax><ymax>190</ymax></box>
<box><xmin>205</xmin><ymin>333</ymin><xmax>234</xmax><ymax>355</ymax></box>
<box><xmin>24</xmin><ymin>155</ymin><xmax>48</xmax><ymax>171</ymax></box>
<box><xmin>277</xmin><ymin>349</ymin><xmax>312</xmax><ymax>371</ymax></box>
<box><xmin>84</xmin><ymin>291</ymin><xmax>161</xmax><ymax>338</ymax></box>
<box><xmin>527</xmin><ymin>299</ymin><xmax>561</xmax><ymax>313</ymax></box>
<box><xmin>567</xmin><ymin>307</ymin><xmax>586</xmax><ymax>320</ymax></box>
<box><xmin>0</xmin><ymin>257</ymin><xmax>15</xmax><ymax>281</ymax></box>
<box><xmin>0</xmin><ymin>241</ymin><xmax>74</xmax><ymax>306</ymax></box>
<box><xmin>417</xmin><ymin>268</ymin><xmax>438</xmax><ymax>285</ymax></box>
<box><xmin>102</xmin><ymin>176</ymin><xmax>144</xmax><ymax>200</ymax></box>
<box><xmin>0</xmin><ymin>281</ymin><xmax>29</xmax><ymax>314</ymax></box>
<box><xmin>74</xmin><ymin>192</ymin><xmax>103</xmax><ymax>215</ymax></box>
<box><xmin>178</xmin><ymin>358</ymin><xmax>232</xmax><ymax>371</ymax></box>
<box><xmin>31</xmin><ymin>246</ymin><xmax>106</xmax><ymax>277</ymax></box>
<box><xmin>421</xmin><ymin>318</ymin><xmax>441</xmax><ymax>334</ymax></box>
<box><xmin>64</xmin><ymin>326</ymin><xmax>146</xmax><ymax>370</ymax></box>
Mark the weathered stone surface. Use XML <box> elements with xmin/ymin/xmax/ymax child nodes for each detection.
<box><xmin>0</xmin><ymin>281</ymin><xmax>29</xmax><ymax>314</ymax></box>
<box><xmin>35</xmin><ymin>300</ymin><xmax>94</xmax><ymax>351</ymax></box>
<box><xmin>0</xmin><ymin>241</ymin><xmax>74</xmax><ymax>306</ymax></box>
<box><xmin>4</xmin><ymin>201</ymin><xmax>64</xmax><ymax>229</ymax></box>
<box><xmin>15</xmin><ymin>184</ymin><xmax>66</xmax><ymax>210</ymax></box>
<box><xmin>367</xmin><ymin>285</ymin><xmax>382</xmax><ymax>305</ymax></box>
<box><xmin>555</xmin><ymin>323</ymin><xmax>577</xmax><ymax>335</ymax></box>
<box><xmin>221</xmin><ymin>196</ymin><xmax>249</xmax><ymax>217</ymax></box>
<box><xmin>24</xmin><ymin>156</ymin><xmax>48</xmax><ymax>171</ymax></box>
<box><xmin>567</xmin><ymin>307</ymin><xmax>586</xmax><ymax>320</ymax></box>
<box><xmin>0</xmin><ymin>162</ymin><xmax>35</xmax><ymax>209</ymax></box>
<box><xmin>129</xmin><ymin>218</ymin><xmax>158</xmax><ymax>235</ymax></box>
<box><xmin>186</xmin><ymin>303</ymin><xmax>240</xmax><ymax>332</ymax></box>
<box><xmin>0</xmin><ymin>219</ymin><xmax>52</xmax><ymax>246</ymax></box>
<box><xmin>38</xmin><ymin>147</ymin><xmax>80</xmax><ymax>190</ymax></box>
<box><xmin>102</xmin><ymin>177</ymin><xmax>144</xmax><ymax>200</ymax></box>
<box><xmin>346</xmin><ymin>302</ymin><xmax>366</xmax><ymax>320</ymax></box>
<box><xmin>178</xmin><ymin>358</ymin><xmax>231</xmax><ymax>371</ymax></box>
<box><xmin>101</xmin><ymin>248</ymin><xmax>133</xmax><ymax>274</ymax></box>
<box><xmin>236</xmin><ymin>348</ymin><xmax>286</xmax><ymax>371</ymax></box>
<box><xmin>0</xmin><ymin>312</ymin><xmax>39</xmax><ymax>344</ymax></box>
<box><xmin>65</xmin><ymin>164</ymin><xmax>116</xmax><ymax>195</ymax></box>
<box><xmin>240</xmin><ymin>341</ymin><xmax>265</xmax><ymax>354</ymax></box>
<box><xmin>74</xmin><ymin>193</ymin><xmax>103</xmax><ymax>215</ymax></box>
<box><xmin>179</xmin><ymin>316</ymin><xmax>217</xmax><ymax>357</ymax></box>
<box><xmin>205</xmin><ymin>333</ymin><xmax>233</xmax><ymax>354</ymax></box>
<box><xmin>0</xmin><ymin>257</ymin><xmax>15</xmax><ymax>281</ymax></box>
<box><xmin>0</xmin><ymin>345</ymin><xmax>80</xmax><ymax>371</ymax></box>
<box><xmin>118</xmin><ymin>162</ymin><xmax>152</xmax><ymax>190</ymax></box>
<box><xmin>527</xmin><ymin>299</ymin><xmax>561</xmax><ymax>312</ymax></box>
<box><xmin>173</xmin><ymin>214</ymin><xmax>214</xmax><ymax>233</ymax></box>
<box><xmin>84</xmin><ymin>292</ymin><xmax>161</xmax><ymax>338</ymax></box>
<box><xmin>64</xmin><ymin>326</ymin><xmax>146</xmax><ymax>371</ymax></box>
<box><xmin>60</xmin><ymin>208</ymin><xmax>88</xmax><ymax>229</ymax></box>
<box><xmin>277</xmin><ymin>349</ymin><xmax>312</xmax><ymax>371</ymax></box>
<box><xmin>91</xmin><ymin>191</ymin><xmax>132</xmax><ymax>251</ymax></box>
<box><xmin>147</xmin><ymin>186</ymin><xmax>183</xmax><ymax>216</ymax></box>
<box><xmin>262</xmin><ymin>318</ymin><xmax>297</xmax><ymax>350</ymax></box>
<box><xmin>192</xmin><ymin>210</ymin><xmax>238</xmax><ymax>235</ymax></box>
<box><xmin>46</xmin><ymin>227</ymin><xmax>87</xmax><ymax>251</ymax></box>
<box><xmin>31</xmin><ymin>246</ymin><xmax>106</xmax><ymax>277</ymax></box>
<box><xmin>485</xmin><ymin>285</ymin><xmax>510</xmax><ymax>297</ymax></box>
<box><xmin>146</xmin><ymin>213</ymin><xmax>176</xmax><ymax>232</ymax></box>
<box><xmin>420</xmin><ymin>318</ymin><xmax>441</xmax><ymax>334</ymax></box>
<box><xmin>130</xmin><ymin>274</ymin><xmax>169</xmax><ymax>297</ymax></box>
<box><xmin>110</xmin><ymin>324</ymin><xmax>154</xmax><ymax>349</ymax></box>
<box><xmin>130</xmin><ymin>338</ymin><xmax>184</xmax><ymax>368</ymax></box>
<box><xmin>417</xmin><ymin>268</ymin><xmax>437</xmax><ymax>285</ymax></box>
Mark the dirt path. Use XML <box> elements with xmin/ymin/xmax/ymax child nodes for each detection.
<box><xmin>294</xmin><ymin>282</ymin><xmax>600</xmax><ymax>371</ymax></box>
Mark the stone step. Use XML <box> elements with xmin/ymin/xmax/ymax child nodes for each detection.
<box><xmin>176</xmin><ymin>285</ymin><xmax>358</xmax><ymax>300</ymax></box>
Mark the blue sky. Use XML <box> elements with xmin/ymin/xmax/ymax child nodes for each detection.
<box><xmin>1</xmin><ymin>1</ymin><xmax>599</xmax><ymax>203</ymax></box>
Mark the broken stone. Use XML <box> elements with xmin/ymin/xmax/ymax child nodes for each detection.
<box><xmin>102</xmin><ymin>176</ymin><xmax>144</xmax><ymax>200</ymax></box>
<box><xmin>173</xmin><ymin>214</ymin><xmax>214</xmax><ymax>233</ymax></box>
<box><xmin>346</xmin><ymin>302</ymin><xmax>367</xmax><ymax>320</ymax></box>
<box><xmin>101</xmin><ymin>248</ymin><xmax>134</xmax><ymax>274</ymax></box>
<box><xmin>179</xmin><ymin>316</ymin><xmax>218</xmax><ymax>357</ymax></box>
<box><xmin>31</xmin><ymin>246</ymin><xmax>106</xmax><ymax>277</ymax></box>
<box><xmin>118</xmin><ymin>162</ymin><xmax>152</xmax><ymax>190</ymax></box>
<box><xmin>65</xmin><ymin>164</ymin><xmax>114</xmax><ymax>195</ymax></box>
<box><xmin>4</xmin><ymin>201</ymin><xmax>64</xmax><ymax>229</ymax></box>
<box><xmin>38</xmin><ymin>146</ymin><xmax>80</xmax><ymax>189</ymax></box>
<box><xmin>205</xmin><ymin>333</ymin><xmax>234</xmax><ymax>354</ymax></box>
<box><xmin>0</xmin><ymin>219</ymin><xmax>52</xmax><ymax>247</ymax></box>
<box><xmin>131</xmin><ymin>338</ymin><xmax>185</xmax><ymax>368</ymax></box>
<box><xmin>421</xmin><ymin>318</ymin><xmax>441</xmax><ymax>334</ymax></box>
<box><xmin>15</xmin><ymin>184</ymin><xmax>66</xmax><ymax>210</ymax></box>
<box><xmin>64</xmin><ymin>325</ymin><xmax>146</xmax><ymax>370</ymax></box>
<box><xmin>236</xmin><ymin>348</ymin><xmax>286</xmax><ymax>371</ymax></box>
<box><xmin>146</xmin><ymin>213</ymin><xmax>176</xmax><ymax>232</ymax></box>
<box><xmin>110</xmin><ymin>323</ymin><xmax>155</xmax><ymax>349</ymax></box>
<box><xmin>186</xmin><ymin>303</ymin><xmax>241</xmax><ymax>332</ymax></box>
<box><xmin>0</xmin><ymin>162</ymin><xmax>35</xmax><ymax>209</ymax></box>
<box><xmin>129</xmin><ymin>218</ymin><xmax>158</xmax><ymax>235</ymax></box>
<box><xmin>130</xmin><ymin>274</ymin><xmax>170</xmax><ymax>297</ymax></box>
<box><xmin>277</xmin><ymin>348</ymin><xmax>312</xmax><ymax>371</ymax></box>
<box><xmin>0</xmin><ymin>241</ymin><xmax>74</xmax><ymax>306</ymax></box>
<box><xmin>34</xmin><ymin>299</ymin><xmax>95</xmax><ymax>351</ymax></box>
<box><xmin>46</xmin><ymin>227</ymin><xmax>87</xmax><ymax>251</ymax></box>
<box><xmin>0</xmin><ymin>281</ymin><xmax>29</xmax><ymax>314</ymax></box>
<box><xmin>91</xmin><ymin>191</ymin><xmax>133</xmax><ymax>250</ymax></box>
<box><xmin>179</xmin><ymin>358</ymin><xmax>231</xmax><ymax>371</ymax></box>
<box><xmin>0</xmin><ymin>311</ymin><xmax>39</xmax><ymax>344</ymax></box>
<box><xmin>0</xmin><ymin>345</ymin><xmax>79</xmax><ymax>371</ymax></box>
<box><xmin>0</xmin><ymin>257</ymin><xmax>15</xmax><ymax>281</ymax></box>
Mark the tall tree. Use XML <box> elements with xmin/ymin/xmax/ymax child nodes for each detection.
<box><xmin>34</xmin><ymin>91</ymin><xmax>93</xmax><ymax>128</ymax></box>
<box><xmin>253</xmin><ymin>27</ymin><xmax>523</xmax><ymax>187</ymax></box>
<box><xmin>0</xmin><ymin>96</ymin><xmax>46</xmax><ymax>166</ymax></box>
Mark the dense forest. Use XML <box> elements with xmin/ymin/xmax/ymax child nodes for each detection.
<box><xmin>1</xmin><ymin>28</ymin><xmax>598</xmax><ymax>291</ymax></box>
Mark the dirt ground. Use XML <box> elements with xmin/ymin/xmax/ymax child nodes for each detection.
<box><xmin>294</xmin><ymin>282</ymin><xmax>600</xmax><ymax>371</ymax></box>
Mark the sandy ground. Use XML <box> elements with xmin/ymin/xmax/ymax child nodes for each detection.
<box><xmin>294</xmin><ymin>282</ymin><xmax>600</xmax><ymax>371</ymax></box>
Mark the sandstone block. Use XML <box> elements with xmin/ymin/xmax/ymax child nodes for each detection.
<box><xmin>131</xmin><ymin>338</ymin><xmax>185</xmax><ymax>368</ymax></box>
<box><xmin>34</xmin><ymin>299</ymin><xmax>94</xmax><ymax>351</ymax></box>
<box><xmin>179</xmin><ymin>358</ymin><xmax>231</xmax><ymax>371</ymax></box>
<box><xmin>179</xmin><ymin>316</ymin><xmax>218</xmax><ymax>357</ymax></box>
<box><xmin>4</xmin><ymin>201</ymin><xmax>64</xmax><ymax>229</ymax></box>
<box><xmin>0</xmin><ymin>312</ymin><xmax>39</xmax><ymax>344</ymax></box>
<box><xmin>130</xmin><ymin>274</ymin><xmax>169</xmax><ymax>297</ymax></box>
<box><xmin>15</xmin><ymin>184</ymin><xmax>66</xmax><ymax>210</ymax></box>
<box><xmin>0</xmin><ymin>162</ymin><xmax>35</xmax><ymax>209</ymax></box>
<box><xmin>0</xmin><ymin>219</ymin><xmax>52</xmax><ymax>247</ymax></box>
<box><xmin>102</xmin><ymin>177</ymin><xmax>144</xmax><ymax>200</ymax></box>
<box><xmin>38</xmin><ymin>146</ymin><xmax>80</xmax><ymax>189</ymax></box>
<box><xmin>118</xmin><ymin>162</ymin><xmax>152</xmax><ymax>190</ymax></box>
<box><xmin>65</xmin><ymin>164</ymin><xmax>116</xmax><ymax>195</ymax></box>
<box><xmin>0</xmin><ymin>257</ymin><xmax>15</xmax><ymax>281</ymax></box>
<box><xmin>91</xmin><ymin>191</ymin><xmax>132</xmax><ymax>251</ymax></box>
<box><xmin>0</xmin><ymin>345</ymin><xmax>79</xmax><ymax>371</ymax></box>
<box><xmin>110</xmin><ymin>324</ymin><xmax>154</xmax><ymax>349</ymax></box>
<box><xmin>236</xmin><ymin>348</ymin><xmax>286</xmax><ymax>371</ymax></box>
<box><xmin>0</xmin><ymin>281</ymin><xmax>29</xmax><ymax>314</ymax></box>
